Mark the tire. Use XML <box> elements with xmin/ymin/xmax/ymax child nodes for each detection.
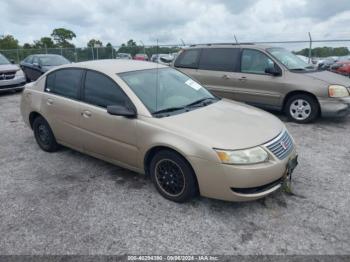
<box><xmin>33</xmin><ymin>116</ymin><xmax>59</xmax><ymax>152</ymax></box>
<box><xmin>285</xmin><ymin>94</ymin><xmax>319</xmax><ymax>123</ymax></box>
<box><xmin>150</xmin><ymin>150</ymin><xmax>198</xmax><ymax>203</ymax></box>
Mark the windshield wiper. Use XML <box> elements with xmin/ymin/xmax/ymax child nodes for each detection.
<box><xmin>290</xmin><ymin>68</ymin><xmax>307</xmax><ymax>71</ymax></box>
<box><xmin>152</xmin><ymin>106</ymin><xmax>187</xmax><ymax>115</ymax></box>
<box><xmin>186</xmin><ymin>97</ymin><xmax>217</xmax><ymax>107</ymax></box>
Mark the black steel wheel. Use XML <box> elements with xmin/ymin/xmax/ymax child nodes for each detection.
<box><xmin>33</xmin><ymin>116</ymin><xmax>59</xmax><ymax>152</ymax></box>
<box><xmin>150</xmin><ymin>150</ymin><xmax>198</xmax><ymax>202</ymax></box>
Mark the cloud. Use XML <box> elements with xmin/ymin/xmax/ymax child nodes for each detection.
<box><xmin>0</xmin><ymin>0</ymin><xmax>349</xmax><ymax>49</ymax></box>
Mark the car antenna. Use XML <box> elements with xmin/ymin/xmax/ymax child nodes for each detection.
<box><xmin>156</xmin><ymin>39</ymin><xmax>159</xmax><ymax>111</ymax></box>
<box><xmin>234</xmin><ymin>34</ymin><xmax>240</xmax><ymax>46</ymax></box>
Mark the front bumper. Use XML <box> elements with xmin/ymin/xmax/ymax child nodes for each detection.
<box><xmin>318</xmin><ymin>97</ymin><xmax>350</xmax><ymax>117</ymax></box>
<box><xmin>0</xmin><ymin>75</ymin><xmax>26</xmax><ymax>92</ymax></box>
<box><xmin>189</xmin><ymin>148</ymin><xmax>297</xmax><ymax>202</ymax></box>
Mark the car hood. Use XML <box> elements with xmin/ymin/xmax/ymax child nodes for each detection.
<box><xmin>305</xmin><ymin>71</ymin><xmax>350</xmax><ymax>86</ymax></box>
<box><xmin>149</xmin><ymin>99</ymin><xmax>284</xmax><ymax>149</ymax></box>
<box><xmin>0</xmin><ymin>63</ymin><xmax>19</xmax><ymax>72</ymax></box>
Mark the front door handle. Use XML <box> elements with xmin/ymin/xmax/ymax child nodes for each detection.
<box><xmin>238</xmin><ymin>76</ymin><xmax>247</xmax><ymax>81</ymax></box>
<box><xmin>81</xmin><ymin>110</ymin><xmax>92</xmax><ymax>118</ymax></box>
<box><xmin>47</xmin><ymin>98</ymin><xmax>54</xmax><ymax>105</ymax></box>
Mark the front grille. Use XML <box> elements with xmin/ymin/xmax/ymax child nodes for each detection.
<box><xmin>265</xmin><ymin>131</ymin><xmax>294</xmax><ymax>160</ymax></box>
<box><xmin>0</xmin><ymin>71</ymin><xmax>16</xmax><ymax>81</ymax></box>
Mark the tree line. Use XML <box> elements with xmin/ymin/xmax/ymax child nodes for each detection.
<box><xmin>0</xmin><ymin>28</ymin><xmax>179</xmax><ymax>58</ymax></box>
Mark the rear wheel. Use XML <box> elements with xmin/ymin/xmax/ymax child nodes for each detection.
<box><xmin>33</xmin><ymin>116</ymin><xmax>59</xmax><ymax>152</ymax></box>
<box><xmin>150</xmin><ymin>150</ymin><xmax>198</xmax><ymax>203</ymax></box>
<box><xmin>285</xmin><ymin>94</ymin><xmax>319</xmax><ymax>123</ymax></box>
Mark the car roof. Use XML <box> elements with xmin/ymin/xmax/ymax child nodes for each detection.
<box><xmin>185</xmin><ymin>43</ymin><xmax>273</xmax><ymax>50</ymax></box>
<box><xmin>56</xmin><ymin>59</ymin><xmax>167</xmax><ymax>74</ymax></box>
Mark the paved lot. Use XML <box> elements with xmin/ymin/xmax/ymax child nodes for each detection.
<box><xmin>0</xmin><ymin>92</ymin><xmax>349</xmax><ymax>255</ymax></box>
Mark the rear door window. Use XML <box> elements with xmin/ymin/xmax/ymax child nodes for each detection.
<box><xmin>198</xmin><ymin>48</ymin><xmax>240</xmax><ymax>72</ymax></box>
<box><xmin>241</xmin><ymin>49</ymin><xmax>274</xmax><ymax>74</ymax></box>
<box><xmin>45</xmin><ymin>69</ymin><xmax>83</xmax><ymax>100</ymax></box>
<box><xmin>174</xmin><ymin>49</ymin><xmax>201</xmax><ymax>69</ymax></box>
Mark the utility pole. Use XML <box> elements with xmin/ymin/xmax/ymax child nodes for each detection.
<box><xmin>140</xmin><ymin>40</ymin><xmax>146</xmax><ymax>54</ymax></box>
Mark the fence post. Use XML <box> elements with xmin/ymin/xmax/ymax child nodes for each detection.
<box><xmin>91</xmin><ymin>47</ymin><xmax>94</xmax><ymax>60</ymax></box>
<box><xmin>111</xmin><ymin>46</ymin><xmax>114</xmax><ymax>59</ymax></box>
<box><xmin>75</xmin><ymin>47</ymin><xmax>78</xmax><ymax>62</ymax></box>
<box><xmin>16</xmin><ymin>48</ymin><xmax>20</xmax><ymax>64</ymax></box>
<box><xmin>308</xmin><ymin>32</ymin><xmax>312</xmax><ymax>63</ymax></box>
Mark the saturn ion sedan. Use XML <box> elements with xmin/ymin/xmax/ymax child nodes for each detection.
<box><xmin>20</xmin><ymin>60</ymin><xmax>298</xmax><ymax>203</ymax></box>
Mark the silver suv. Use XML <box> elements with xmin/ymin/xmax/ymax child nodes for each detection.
<box><xmin>0</xmin><ymin>54</ymin><xmax>26</xmax><ymax>92</ymax></box>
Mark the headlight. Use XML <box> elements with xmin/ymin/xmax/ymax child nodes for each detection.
<box><xmin>15</xmin><ymin>69</ymin><xmax>24</xmax><ymax>77</ymax></box>
<box><xmin>214</xmin><ymin>147</ymin><xmax>268</xmax><ymax>165</ymax></box>
<box><xmin>328</xmin><ymin>85</ymin><xmax>349</xmax><ymax>98</ymax></box>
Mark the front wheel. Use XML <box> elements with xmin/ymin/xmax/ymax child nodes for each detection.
<box><xmin>285</xmin><ymin>94</ymin><xmax>319</xmax><ymax>123</ymax></box>
<box><xmin>150</xmin><ymin>150</ymin><xmax>198</xmax><ymax>203</ymax></box>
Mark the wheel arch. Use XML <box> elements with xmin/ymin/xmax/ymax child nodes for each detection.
<box><xmin>29</xmin><ymin>111</ymin><xmax>43</xmax><ymax>129</ymax></box>
<box><xmin>144</xmin><ymin>145</ymin><xmax>200</xmax><ymax>194</ymax></box>
<box><xmin>283</xmin><ymin>90</ymin><xmax>320</xmax><ymax>112</ymax></box>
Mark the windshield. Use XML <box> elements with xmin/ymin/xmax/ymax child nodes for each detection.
<box><xmin>0</xmin><ymin>54</ymin><xmax>10</xmax><ymax>65</ymax></box>
<box><xmin>119</xmin><ymin>68</ymin><xmax>215</xmax><ymax>114</ymax></box>
<box><xmin>39</xmin><ymin>56</ymin><xmax>70</xmax><ymax>66</ymax></box>
<box><xmin>267</xmin><ymin>48</ymin><xmax>311</xmax><ymax>70</ymax></box>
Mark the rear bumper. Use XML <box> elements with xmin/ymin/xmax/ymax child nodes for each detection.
<box><xmin>0</xmin><ymin>76</ymin><xmax>26</xmax><ymax>92</ymax></box>
<box><xmin>319</xmin><ymin>97</ymin><xmax>350</xmax><ymax>117</ymax></box>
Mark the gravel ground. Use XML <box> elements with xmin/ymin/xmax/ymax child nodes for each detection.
<box><xmin>0</xmin><ymin>91</ymin><xmax>349</xmax><ymax>255</ymax></box>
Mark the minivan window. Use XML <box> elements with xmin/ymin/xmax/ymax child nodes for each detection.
<box><xmin>241</xmin><ymin>49</ymin><xmax>274</xmax><ymax>74</ymax></box>
<box><xmin>83</xmin><ymin>70</ymin><xmax>128</xmax><ymax>108</ymax></box>
<box><xmin>0</xmin><ymin>54</ymin><xmax>10</xmax><ymax>65</ymax></box>
<box><xmin>267</xmin><ymin>47</ymin><xmax>311</xmax><ymax>70</ymax></box>
<box><xmin>199</xmin><ymin>48</ymin><xmax>240</xmax><ymax>72</ymax></box>
<box><xmin>47</xmin><ymin>69</ymin><xmax>83</xmax><ymax>100</ymax></box>
<box><xmin>174</xmin><ymin>49</ymin><xmax>201</xmax><ymax>68</ymax></box>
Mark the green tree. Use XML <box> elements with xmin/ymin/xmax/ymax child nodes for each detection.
<box><xmin>87</xmin><ymin>39</ymin><xmax>103</xmax><ymax>48</ymax></box>
<box><xmin>0</xmin><ymin>35</ymin><xmax>19</xmax><ymax>49</ymax></box>
<box><xmin>51</xmin><ymin>28</ymin><xmax>76</xmax><ymax>48</ymax></box>
<box><xmin>34</xmin><ymin>37</ymin><xmax>55</xmax><ymax>48</ymax></box>
<box><xmin>23</xmin><ymin>43</ymin><xmax>32</xmax><ymax>49</ymax></box>
<box><xmin>106</xmin><ymin>42</ymin><xmax>112</xmax><ymax>47</ymax></box>
<box><xmin>296</xmin><ymin>46</ymin><xmax>349</xmax><ymax>57</ymax></box>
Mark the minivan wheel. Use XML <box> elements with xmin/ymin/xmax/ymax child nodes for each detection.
<box><xmin>285</xmin><ymin>94</ymin><xmax>319</xmax><ymax>123</ymax></box>
<box><xmin>33</xmin><ymin>116</ymin><xmax>59</xmax><ymax>152</ymax></box>
<box><xmin>150</xmin><ymin>150</ymin><xmax>198</xmax><ymax>203</ymax></box>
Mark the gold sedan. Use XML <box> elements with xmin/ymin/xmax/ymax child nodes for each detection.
<box><xmin>20</xmin><ymin>60</ymin><xmax>298</xmax><ymax>202</ymax></box>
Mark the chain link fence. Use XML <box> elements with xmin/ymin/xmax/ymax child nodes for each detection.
<box><xmin>0</xmin><ymin>46</ymin><xmax>121</xmax><ymax>64</ymax></box>
<box><xmin>1</xmin><ymin>39</ymin><xmax>350</xmax><ymax>64</ymax></box>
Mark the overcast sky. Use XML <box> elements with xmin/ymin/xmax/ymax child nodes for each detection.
<box><xmin>1</xmin><ymin>0</ymin><xmax>350</xmax><ymax>49</ymax></box>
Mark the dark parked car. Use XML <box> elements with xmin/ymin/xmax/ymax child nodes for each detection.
<box><xmin>20</xmin><ymin>54</ymin><xmax>70</xmax><ymax>82</ymax></box>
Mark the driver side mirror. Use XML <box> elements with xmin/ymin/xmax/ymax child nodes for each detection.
<box><xmin>265</xmin><ymin>65</ymin><xmax>281</xmax><ymax>76</ymax></box>
<box><xmin>10</xmin><ymin>59</ymin><xmax>15</xmax><ymax>64</ymax></box>
<box><xmin>33</xmin><ymin>62</ymin><xmax>41</xmax><ymax>68</ymax></box>
<box><xmin>107</xmin><ymin>105</ymin><xmax>137</xmax><ymax>118</ymax></box>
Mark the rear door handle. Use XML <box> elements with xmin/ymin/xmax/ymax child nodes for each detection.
<box><xmin>81</xmin><ymin>110</ymin><xmax>92</xmax><ymax>118</ymax></box>
<box><xmin>47</xmin><ymin>98</ymin><xmax>54</xmax><ymax>105</ymax></box>
<box><xmin>238</xmin><ymin>76</ymin><xmax>247</xmax><ymax>81</ymax></box>
<box><xmin>222</xmin><ymin>74</ymin><xmax>230</xmax><ymax>80</ymax></box>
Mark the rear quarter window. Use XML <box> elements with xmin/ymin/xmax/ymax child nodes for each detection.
<box><xmin>174</xmin><ymin>49</ymin><xmax>201</xmax><ymax>69</ymax></box>
<box><xmin>45</xmin><ymin>69</ymin><xmax>83</xmax><ymax>100</ymax></box>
